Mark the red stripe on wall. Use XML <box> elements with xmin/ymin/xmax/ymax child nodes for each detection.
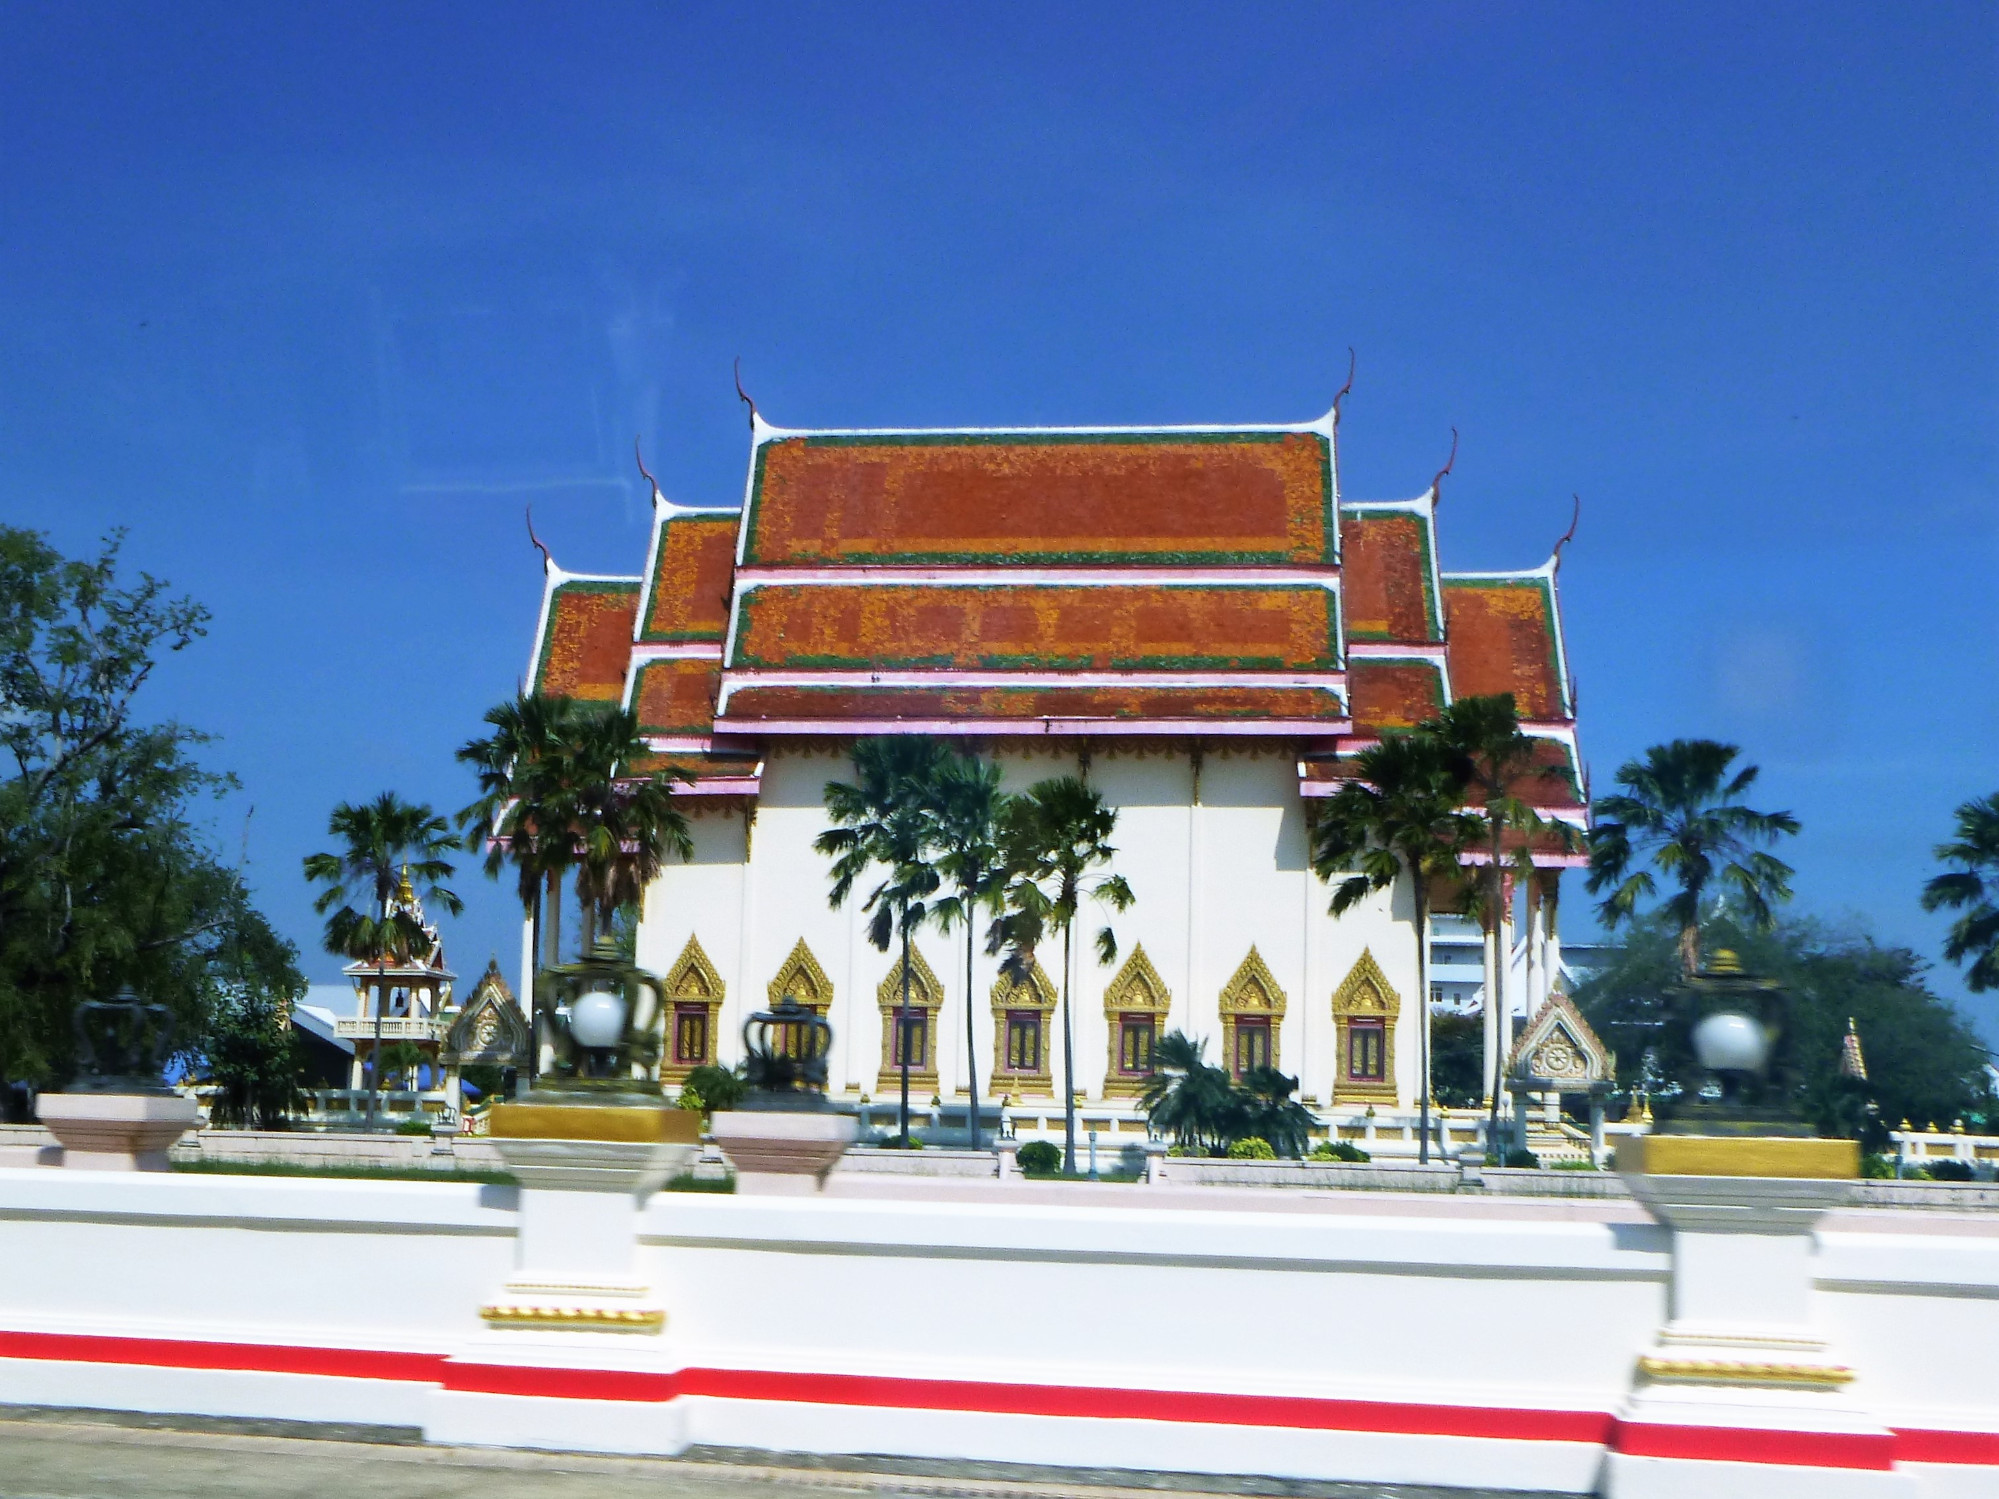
<box><xmin>0</xmin><ymin>1330</ymin><xmax>443</xmax><ymax>1385</ymax></box>
<box><xmin>677</xmin><ymin>1367</ymin><xmax>1614</xmax><ymax>1444</ymax></box>
<box><xmin>441</xmin><ymin>1362</ymin><xmax>680</xmax><ymax>1403</ymax></box>
<box><xmin>1614</xmin><ymin>1421</ymin><xmax>1896</xmax><ymax>1470</ymax></box>
<box><xmin>1895</xmin><ymin>1428</ymin><xmax>1999</xmax><ymax>1465</ymax></box>
<box><xmin>3</xmin><ymin>1329</ymin><xmax>1993</xmax><ymax>1472</ymax></box>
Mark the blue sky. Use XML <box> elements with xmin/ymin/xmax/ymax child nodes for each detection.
<box><xmin>3</xmin><ymin>4</ymin><xmax>1994</xmax><ymax>1038</ymax></box>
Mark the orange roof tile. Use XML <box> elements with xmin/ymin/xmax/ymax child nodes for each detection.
<box><xmin>632</xmin><ymin>658</ymin><xmax>721</xmax><ymax>737</ymax></box>
<box><xmin>1348</xmin><ymin>659</ymin><xmax>1447</xmax><ymax>732</ymax></box>
<box><xmin>732</xmin><ymin>584</ymin><xmax>1339</xmax><ymax>672</ymax></box>
<box><xmin>640</xmin><ymin>515</ymin><xmax>737</xmax><ymax>643</ymax></box>
<box><xmin>719</xmin><ymin>683</ymin><xmax>1345</xmax><ymax>725</ymax></box>
<box><xmin>744</xmin><ymin>431</ymin><xmax>1334</xmax><ymax>566</ymax></box>
<box><xmin>1340</xmin><ymin>510</ymin><xmax>1439</xmax><ymax>642</ymax></box>
<box><xmin>1442</xmin><ymin>577</ymin><xmax>1568</xmax><ymax>720</ymax></box>
<box><xmin>534</xmin><ymin>581</ymin><xmax>638</xmax><ymax>702</ymax></box>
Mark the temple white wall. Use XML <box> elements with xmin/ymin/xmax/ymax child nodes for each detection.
<box><xmin>0</xmin><ymin>1170</ymin><xmax>1993</xmax><ymax>1494</ymax></box>
<box><xmin>633</xmin><ymin>742</ymin><xmax>1426</xmax><ymax>1114</ymax></box>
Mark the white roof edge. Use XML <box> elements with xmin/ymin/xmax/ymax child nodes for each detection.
<box><xmin>751</xmin><ymin>415</ymin><xmax>1336</xmax><ymax>443</ymax></box>
<box><xmin>651</xmin><ymin>490</ymin><xmax>741</xmax><ymax>519</ymax></box>
<box><xmin>1440</xmin><ymin>558</ymin><xmax>1561</xmax><ymax>583</ymax></box>
<box><xmin>1340</xmin><ymin>495</ymin><xmax>1436</xmax><ymax>515</ymax></box>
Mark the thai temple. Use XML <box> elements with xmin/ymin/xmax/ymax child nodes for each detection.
<box><xmin>523</xmin><ymin>397</ymin><xmax>1589</xmax><ymax>1139</ymax></box>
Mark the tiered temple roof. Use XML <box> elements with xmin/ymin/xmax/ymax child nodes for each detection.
<box><xmin>525</xmin><ymin>400</ymin><xmax>1586</xmax><ymax>857</ymax></box>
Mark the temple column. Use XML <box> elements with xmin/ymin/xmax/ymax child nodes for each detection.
<box><xmin>1481</xmin><ymin>917</ymin><xmax>1500</xmax><ymax>1107</ymax></box>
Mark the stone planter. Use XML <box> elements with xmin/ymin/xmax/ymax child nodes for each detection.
<box><xmin>37</xmin><ymin>1092</ymin><xmax>199</xmax><ymax>1171</ymax></box>
<box><xmin>709</xmin><ymin>1109</ymin><xmax>857</xmax><ymax>1193</ymax></box>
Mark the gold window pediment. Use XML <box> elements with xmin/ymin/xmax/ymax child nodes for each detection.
<box><xmin>768</xmin><ymin>938</ymin><xmax>833</xmax><ymax>1009</ymax></box>
<box><xmin>1219</xmin><ymin>946</ymin><xmax>1286</xmax><ymax>1077</ymax></box>
<box><xmin>1331</xmin><ymin>947</ymin><xmax>1401</xmax><ymax>1103</ymax></box>
<box><xmin>877</xmin><ymin>943</ymin><xmax>943</xmax><ymax>1090</ymax></box>
<box><xmin>991</xmin><ymin>955</ymin><xmax>1057</xmax><ymax>1097</ymax></box>
<box><xmin>662</xmin><ymin>935</ymin><xmax>725</xmax><ymax>1082</ymax></box>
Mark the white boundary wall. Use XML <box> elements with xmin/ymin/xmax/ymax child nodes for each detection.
<box><xmin>0</xmin><ymin>1170</ymin><xmax>1993</xmax><ymax>1495</ymax></box>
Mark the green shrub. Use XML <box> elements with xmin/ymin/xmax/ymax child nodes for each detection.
<box><xmin>1859</xmin><ymin>1153</ymin><xmax>1896</xmax><ymax>1180</ymax></box>
<box><xmin>394</xmin><ymin>1118</ymin><xmax>433</xmax><ymax>1137</ymax></box>
<box><xmin>1017</xmin><ymin>1140</ymin><xmax>1061</xmax><ymax>1174</ymax></box>
<box><xmin>1227</xmin><ymin>1136</ymin><xmax>1276</xmax><ymax>1160</ymax></box>
<box><xmin>1549</xmin><ymin>1157</ymin><xmax>1598</xmax><ymax>1171</ymax></box>
<box><xmin>683</xmin><ymin>1065</ymin><xmax>745</xmax><ymax>1114</ymax></box>
<box><xmin>1311</xmin><ymin>1139</ymin><xmax>1371</xmax><ymax>1163</ymax></box>
<box><xmin>664</xmin><ymin>1172</ymin><xmax>734</xmax><ymax>1193</ymax></box>
<box><xmin>1926</xmin><ymin>1158</ymin><xmax>1975</xmax><ymax>1183</ymax></box>
<box><xmin>1503</xmin><ymin>1148</ymin><xmax>1540</xmax><ymax>1169</ymax></box>
<box><xmin>677</xmin><ymin>1085</ymin><xmax>705</xmax><ymax>1113</ymax></box>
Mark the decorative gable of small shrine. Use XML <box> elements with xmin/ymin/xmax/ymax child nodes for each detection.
<box><xmin>443</xmin><ymin>960</ymin><xmax>530</xmax><ymax>1068</ymax></box>
<box><xmin>1506</xmin><ymin>994</ymin><xmax>1613</xmax><ymax>1088</ymax></box>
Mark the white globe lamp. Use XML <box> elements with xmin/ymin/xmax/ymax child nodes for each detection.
<box><xmin>1692</xmin><ymin>1011</ymin><xmax>1769</xmax><ymax>1074</ymax></box>
<box><xmin>568</xmin><ymin>989</ymin><xmax>627</xmax><ymax>1051</ymax></box>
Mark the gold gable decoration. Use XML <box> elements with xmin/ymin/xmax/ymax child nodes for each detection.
<box><xmin>1506</xmin><ymin>993</ymin><xmax>1613</xmax><ymax>1088</ymax></box>
<box><xmin>442</xmin><ymin>958</ymin><xmax>530</xmax><ymax>1068</ymax></box>
<box><xmin>661</xmin><ymin>935</ymin><xmax>726</xmax><ymax>1083</ymax></box>
<box><xmin>1219</xmin><ymin>945</ymin><xmax>1287</xmax><ymax>1077</ymax></box>
<box><xmin>1330</xmin><ymin>947</ymin><xmax>1400</xmax><ymax>1105</ymax></box>
<box><xmin>991</xmin><ymin>956</ymin><xmax>1057</xmax><ymax>1013</ymax></box>
<box><xmin>876</xmin><ymin>943</ymin><xmax>944</xmax><ymax>1090</ymax></box>
<box><xmin>666</xmin><ymin>934</ymin><xmax>724</xmax><ymax>1002</ymax></box>
<box><xmin>768</xmin><ymin>938</ymin><xmax>833</xmax><ymax>1009</ymax></box>
<box><xmin>1102</xmin><ymin>943</ymin><xmax>1171</xmax><ymax>1015</ymax></box>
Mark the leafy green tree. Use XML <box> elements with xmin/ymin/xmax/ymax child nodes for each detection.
<box><xmin>302</xmin><ymin>794</ymin><xmax>462</xmax><ymax>1130</ymax></box>
<box><xmin>1587</xmin><ymin>739</ymin><xmax>1799</xmax><ymax>976</ymax></box>
<box><xmin>0</xmin><ymin>526</ymin><xmax>301</xmax><ymax>1109</ymax></box>
<box><xmin>1922</xmin><ymin>792</ymin><xmax>1999</xmax><ymax>993</ymax></box>
<box><xmin>992</xmin><ymin>776</ymin><xmax>1134</xmax><ymax>1173</ymax></box>
<box><xmin>1428</xmin><ymin>1009</ymin><xmax>1484</xmax><ymax>1110</ymax></box>
<box><xmin>1311</xmin><ymin>734</ymin><xmax>1481</xmax><ymax>1163</ymax></box>
<box><xmin>1429</xmin><ymin>693</ymin><xmax>1579</xmax><ymax>1144</ymax></box>
<box><xmin>199</xmin><ymin>920</ymin><xmax>310</xmax><ymax>1130</ymax></box>
<box><xmin>925</xmin><ymin>748</ymin><xmax>1010</xmax><ymax>1150</ymax></box>
<box><xmin>818</xmin><ymin>737</ymin><xmax>948</xmax><ymax>1146</ymax></box>
<box><xmin>1573</xmin><ymin>910</ymin><xmax>1991</xmax><ymax>1144</ymax></box>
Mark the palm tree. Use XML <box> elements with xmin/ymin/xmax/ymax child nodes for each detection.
<box><xmin>1140</xmin><ymin>1030</ymin><xmax>1236</xmax><ymax>1156</ymax></box>
<box><xmin>1587</xmin><ymin>740</ymin><xmax>1799</xmax><ymax>976</ymax></box>
<box><xmin>991</xmin><ymin>777</ymin><xmax>1134</xmax><ymax>1174</ymax></box>
<box><xmin>1235</xmin><ymin>1066</ymin><xmax>1317</xmax><ymax>1158</ymax></box>
<box><xmin>302</xmin><ymin>794</ymin><xmax>462</xmax><ymax>1130</ymax></box>
<box><xmin>1311</xmin><ymin>735</ymin><xmax>1480</xmax><ymax>1164</ymax></box>
<box><xmin>564</xmin><ymin>707</ymin><xmax>693</xmax><ymax>945</ymax></box>
<box><xmin>456</xmin><ymin>692</ymin><xmax>587</xmax><ymax>974</ymax></box>
<box><xmin>1922</xmin><ymin>792</ymin><xmax>1999</xmax><ymax>992</ymax></box>
<box><xmin>457</xmin><ymin>692</ymin><xmax>588</xmax><ymax>1082</ymax></box>
<box><xmin>925</xmin><ymin>747</ymin><xmax>1010</xmax><ymax>1151</ymax></box>
<box><xmin>1429</xmin><ymin>693</ymin><xmax>1578</xmax><ymax>1153</ymax></box>
<box><xmin>817</xmin><ymin>737</ymin><xmax>948</xmax><ymax>1146</ymax></box>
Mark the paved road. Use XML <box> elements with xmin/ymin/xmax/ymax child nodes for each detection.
<box><xmin>0</xmin><ymin>1410</ymin><xmax>1543</xmax><ymax>1499</ymax></box>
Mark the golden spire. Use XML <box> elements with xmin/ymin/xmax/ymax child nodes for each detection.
<box><xmin>1838</xmin><ymin>1017</ymin><xmax>1868</xmax><ymax>1081</ymax></box>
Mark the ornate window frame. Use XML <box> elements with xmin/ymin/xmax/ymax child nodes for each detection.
<box><xmin>1102</xmin><ymin>943</ymin><xmax>1171</xmax><ymax>1098</ymax></box>
<box><xmin>1330</xmin><ymin>947</ymin><xmax>1401</xmax><ymax>1104</ymax></box>
<box><xmin>990</xmin><ymin>956</ymin><xmax>1057</xmax><ymax>1099</ymax></box>
<box><xmin>876</xmin><ymin>944</ymin><xmax>944</xmax><ymax>1093</ymax></box>
<box><xmin>1218</xmin><ymin>945</ymin><xmax>1287</xmax><ymax>1079</ymax></box>
<box><xmin>659</xmin><ymin>935</ymin><xmax>725</xmax><ymax>1084</ymax></box>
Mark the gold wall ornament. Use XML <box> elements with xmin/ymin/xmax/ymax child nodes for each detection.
<box><xmin>660</xmin><ymin>934</ymin><xmax>726</xmax><ymax>1082</ymax></box>
<box><xmin>1636</xmin><ymin>1355</ymin><xmax>1853</xmax><ymax>1388</ymax></box>
<box><xmin>1102</xmin><ymin>944</ymin><xmax>1172</xmax><ymax>1098</ymax></box>
<box><xmin>1218</xmin><ymin>945</ymin><xmax>1288</xmax><ymax>1076</ymax></box>
<box><xmin>875</xmin><ymin>942</ymin><xmax>945</xmax><ymax>1091</ymax></box>
<box><xmin>1330</xmin><ymin>948</ymin><xmax>1401</xmax><ymax>1105</ymax></box>
<box><xmin>479</xmin><ymin>1303</ymin><xmax>666</xmax><ymax>1333</ymax></box>
<box><xmin>991</xmin><ymin>956</ymin><xmax>1057</xmax><ymax>1096</ymax></box>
